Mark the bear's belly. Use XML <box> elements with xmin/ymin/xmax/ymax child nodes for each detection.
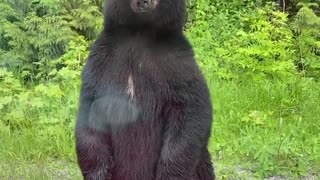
<box><xmin>94</xmin><ymin>73</ymin><xmax>169</xmax><ymax>179</ymax></box>
<box><xmin>111</xmin><ymin>119</ymin><xmax>162</xmax><ymax>180</ymax></box>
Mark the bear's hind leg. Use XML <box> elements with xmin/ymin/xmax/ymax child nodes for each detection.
<box><xmin>196</xmin><ymin>148</ymin><xmax>215</xmax><ymax>180</ymax></box>
<box><xmin>75</xmin><ymin>128</ymin><xmax>113</xmax><ymax>180</ymax></box>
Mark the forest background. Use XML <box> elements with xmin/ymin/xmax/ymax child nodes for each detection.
<box><xmin>0</xmin><ymin>0</ymin><xmax>320</xmax><ymax>179</ymax></box>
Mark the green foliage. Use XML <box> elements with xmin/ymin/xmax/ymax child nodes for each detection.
<box><xmin>187</xmin><ymin>1</ymin><xmax>320</xmax><ymax>81</ymax></box>
<box><xmin>291</xmin><ymin>2</ymin><xmax>320</xmax><ymax>78</ymax></box>
<box><xmin>215</xmin><ymin>6</ymin><xmax>296</xmax><ymax>80</ymax></box>
<box><xmin>1</xmin><ymin>0</ymin><xmax>320</xmax><ymax>179</ymax></box>
<box><xmin>0</xmin><ymin>36</ymin><xmax>88</xmax><ymax>161</ymax></box>
<box><xmin>0</xmin><ymin>0</ymin><xmax>103</xmax><ymax>82</ymax></box>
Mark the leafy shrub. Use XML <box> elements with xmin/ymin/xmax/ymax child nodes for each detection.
<box><xmin>291</xmin><ymin>2</ymin><xmax>320</xmax><ymax>78</ymax></box>
<box><xmin>0</xmin><ymin>0</ymin><xmax>103</xmax><ymax>81</ymax></box>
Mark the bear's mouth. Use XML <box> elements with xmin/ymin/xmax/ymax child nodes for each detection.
<box><xmin>130</xmin><ymin>0</ymin><xmax>160</xmax><ymax>13</ymax></box>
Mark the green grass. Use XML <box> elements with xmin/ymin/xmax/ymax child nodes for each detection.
<box><xmin>1</xmin><ymin>77</ymin><xmax>320</xmax><ymax>179</ymax></box>
<box><xmin>208</xmin><ymin>77</ymin><xmax>320</xmax><ymax>179</ymax></box>
<box><xmin>0</xmin><ymin>160</ymin><xmax>81</xmax><ymax>180</ymax></box>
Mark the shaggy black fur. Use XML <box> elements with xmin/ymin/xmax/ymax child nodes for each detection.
<box><xmin>75</xmin><ymin>0</ymin><xmax>215</xmax><ymax>179</ymax></box>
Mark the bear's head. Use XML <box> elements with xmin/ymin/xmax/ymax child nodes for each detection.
<box><xmin>104</xmin><ymin>0</ymin><xmax>186</xmax><ymax>32</ymax></box>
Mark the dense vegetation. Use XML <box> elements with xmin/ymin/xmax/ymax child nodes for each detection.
<box><xmin>0</xmin><ymin>0</ymin><xmax>319</xmax><ymax>179</ymax></box>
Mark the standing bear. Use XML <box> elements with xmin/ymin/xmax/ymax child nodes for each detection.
<box><xmin>75</xmin><ymin>0</ymin><xmax>215</xmax><ymax>179</ymax></box>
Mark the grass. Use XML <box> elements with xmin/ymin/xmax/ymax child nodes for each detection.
<box><xmin>0</xmin><ymin>160</ymin><xmax>81</xmax><ymax>180</ymax></box>
<box><xmin>1</xmin><ymin>76</ymin><xmax>320</xmax><ymax>179</ymax></box>
<box><xmin>208</xmin><ymin>77</ymin><xmax>320</xmax><ymax>179</ymax></box>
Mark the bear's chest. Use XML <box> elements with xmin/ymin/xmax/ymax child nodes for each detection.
<box><xmin>95</xmin><ymin>55</ymin><xmax>171</xmax><ymax>105</ymax></box>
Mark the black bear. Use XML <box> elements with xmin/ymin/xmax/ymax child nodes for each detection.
<box><xmin>75</xmin><ymin>0</ymin><xmax>215</xmax><ymax>179</ymax></box>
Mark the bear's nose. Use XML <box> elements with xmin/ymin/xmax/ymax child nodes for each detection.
<box><xmin>136</xmin><ymin>0</ymin><xmax>150</xmax><ymax>11</ymax></box>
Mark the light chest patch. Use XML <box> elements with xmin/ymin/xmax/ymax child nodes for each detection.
<box><xmin>126</xmin><ymin>74</ymin><xmax>135</xmax><ymax>100</ymax></box>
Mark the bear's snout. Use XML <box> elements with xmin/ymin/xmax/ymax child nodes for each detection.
<box><xmin>131</xmin><ymin>0</ymin><xmax>159</xmax><ymax>13</ymax></box>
